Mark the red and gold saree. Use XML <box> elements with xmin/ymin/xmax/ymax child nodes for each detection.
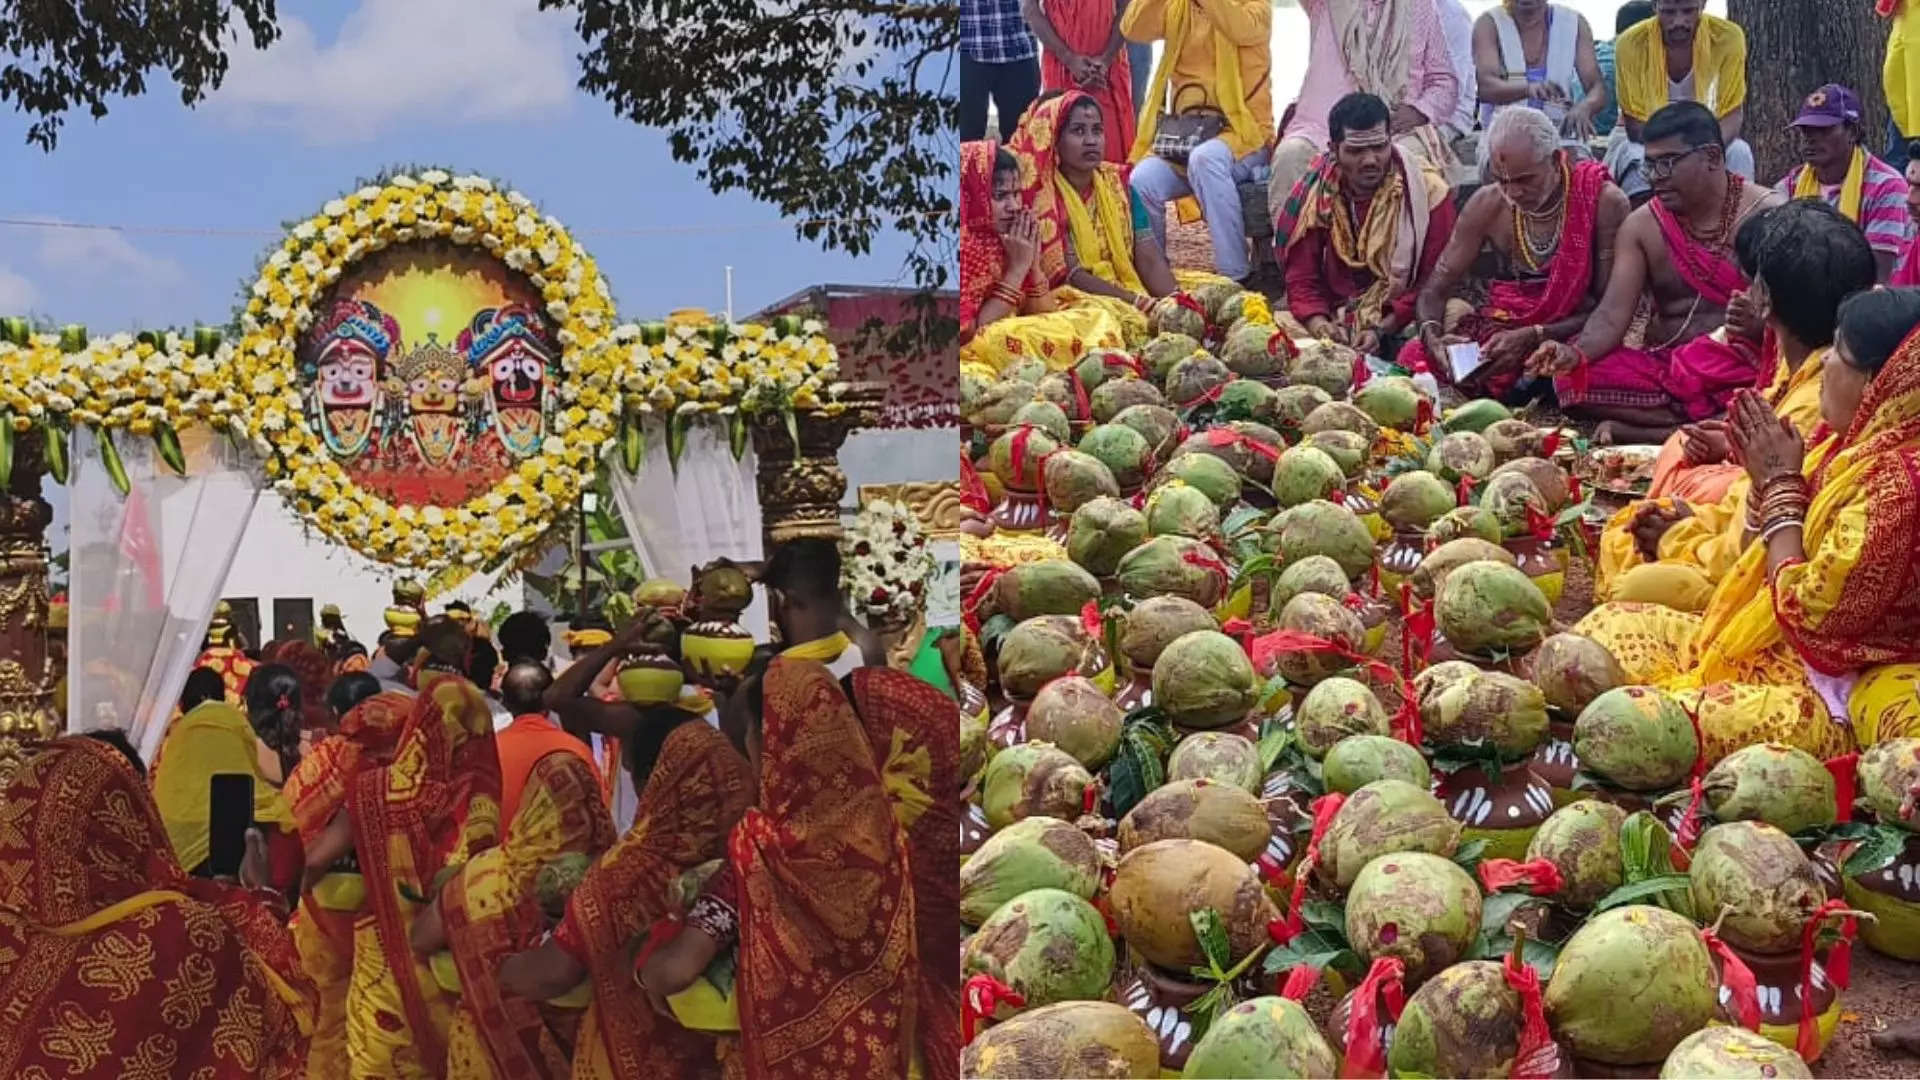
<box><xmin>0</xmin><ymin>737</ymin><xmax>316</xmax><ymax>1079</ymax></box>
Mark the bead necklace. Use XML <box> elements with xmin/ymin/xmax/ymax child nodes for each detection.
<box><xmin>1510</xmin><ymin>155</ymin><xmax>1572</xmax><ymax>272</ymax></box>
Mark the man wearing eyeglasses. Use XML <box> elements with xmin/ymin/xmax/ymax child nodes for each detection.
<box><xmin>1601</xmin><ymin>0</ymin><xmax>1753</xmax><ymax>200</ymax></box>
<box><xmin>1526</xmin><ymin>101</ymin><xmax>1782</xmax><ymax>445</ymax></box>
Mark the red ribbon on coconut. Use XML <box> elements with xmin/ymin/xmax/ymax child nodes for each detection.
<box><xmin>1008</xmin><ymin>424</ymin><xmax>1042</xmax><ymax>488</ymax></box>
<box><xmin>1065</xmin><ymin>368</ymin><xmax>1093</xmax><ymax>421</ymax></box>
<box><xmin>962</xmin><ymin>566</ymin><xmax>1009</xmax><ymax>635</ymax></box>
<box><xmin>959</xmin><ymin>453</ymin><xmax>992</xmax><ymax>514</ymax></box>
<box><xmin>1674</xmin><ymin>697</ymin><xmax>1710</xmax><ymax>855</ymax></box>
<box><xmin>1540</xmin><ymin>429</ymin><xmax>1563</xmax><ymax>457</ymax></box>
<box><xmin>1181</xmin><ymin>380</ymin><xmax>1230</xmax><ymax>411</ymax></box>
<box><xmin>1455</xmin><ymin>474</ymin><xmax>1479</xmax><ymax>508</ymax></box>
<box><xmin>1503</xmin><ymin>950</ymin><xmax>1561</xmax><ymax>1080</ymax></box>
<box><xmin>1341</xmin><ymin>591</ymin><xmax>1367</xmax><ymax>613</ymax></box>
<box><xmin>1180</xmin><ymin>546</ymin><xmax>1233</xmax><ymax>598</ymax></box>
<box><xmin>1219</xmin><ymin>616</ymin><xmax>1256</xmax><ymax>652</ymax></box>
<box><xmin>1328</xmin><ymin>486</ymin><xmax>1348</xmax><ymax>506</ymax></box>
<box><xmin>1397</xmin><ymin>582</ymin><xmax>1438</xmax><ymax>681</ymax></box>
<box><xmin>1369</xmin><ymin>561</ymin><xmax>1383</xmax><ymax>598</ymax></box>
<box><xmin>1279</xmin><ymin>962</ymin><xmax>1321</xmax><ymax>1001</ymax></box>
<box><xmin>1351</xmin><ymin>353</ymin><xmax>1372</xmax><ymax>392</ymax></box>
<box><xmin>1825</xmin><ymin>752</ymin><xmax>1859</xmax><ymax>824</ymax></box>
<box><xmin>1269</xmin><ymin>792</ymin><xmax>1345</xmax><ymax>945</ymax></box>
<box><xmin>1103</xmin><ymin>352</ymin><xmax>1149</xmax><ymax>379</ymax></box>
<box><xmin>1173</xmin><ymin>290</ymin><xmax>1210</xmax><ymax>329</ymax></box>
<box><xmin>1414</xmin><ymin>396</ymin><xmax>1435</xmax><ymax>435</ymax></box>
<box><xmin>1524</xmin><ymin>502</ymin><xmax>1557</xmax><ymax>543</ymax></box>
<box><xmin>962</xmin><ymin>973</ymin><xmax>1025</xmax><ymax>1042</ymax></box>
<box><xmin>1477</xmin><ymin>858</ymin><xmax>1564</xmax><ymax>896</ymax></box>
<box><xmin>1566</xmin><ymin>473</ymin><xmax>1583</xmax><ymax>504</ymax></box>
<box><xmin>1796</xmin><ymin>898</ymin><xmax>1859</xmax><ymax>1061</ymax></box>
<box><xmin>1080</xmin><ymin>599</ymin><xmax>1104</xmax><ymax>642</ymax></box>
<box><xmin>1341</xmin><ymin>956</ymin><xmax>1407</xmax><ymax>1080</ymax></box>
<box><xmin>1247</xmin><ymin>629</ymin><xmax>1422</xmax><ymax>747</ymax></box>
<box><xmin>1268</xmin><ymin>330</ymin><xmax>1302</xmax><ymax>363</ymax></box>
<box><xmin>1204</xmin><ymin>425</ymin><xmax>1282</xmax><ymax>463</ymax></box>
<box><xmin>1701</xmin><ymin>926</ymin><xmax>1761</xmax><ymax>1031</ymax></box>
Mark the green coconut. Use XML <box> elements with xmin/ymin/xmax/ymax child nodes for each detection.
<box><xmin>1227</xmin><ymin>421</ymin><xmax>1289</xmax><ymax>483</ymax></box>
<box><xmin>1689</xmin><ymin>821</ymin><xmax>1825</xmax><ymax>953</ymax></box>
<box><xmin>1111</xmin><ymin>402</ymin><xmax>1182</xmax><ymax>453</ymax></box>
<box><xmin>1546</xmin><ymin>904</ymin><xmax>1716</xmax><ymax>1064</ymax></box>
<box><xmin>1410</xmin><ymin>538</ymin><xmax>1517</xmax><ymax>599</ymax></box>
<box><xmin>1181</xmin><ymin>996</ymin><xmax>1337</xmax><ymax>1079</ymax></box>
<box><xmin>962</xmin><ymin>887</ymin><xmax>1116</xmax><ymax>1008</ymax></box>
<box><xmin>1073</xmin><ymin>350</ymin><xmax>1125</xmax><ymax>392</ymax></box>
<box><xmin>1120</xmin><ymin>778</ymin><xmax>1271</xmax><ymax>860</ymax></box>
<box><xmin>1269</xmin><ymin>555</ymin><xmax>1351</xmax><ymax>615</ymax></box>
<box><xmin>1144</xmin><ymin>333</ymin><xmax>1199</xmax><ymax>383</ymax></box>
<box><xmin>1120</xmin><ymin>595</ymin><xmax>1219</xmax><ymax>671</ymax></box>
<box><xmin>1069</xmin><ymin>496</ymin><xmax>1151</xmax><ymax>577</ymax></box>
<box><xmin>1276</xmin><ymin>499</ymin><xmax>1375</xmax><ymax>579</ymax></box>
<box><xmin>961</xmin><ymin>1000</ymin><xmax>1162</xmax><ymax>1079</ymax></box>
<box><xmin>983</xmin><ymin>742</ymin><xmax>1095</xmax><ymax>830</ymax></box>
<box><xmin>1271</xmin><ymin>446</ymin><xmax>1346</xmax><ymax>508</ymax></box>
<box><xmin>1150</xmin><ymin>300</ymin><xmax>1209</xmax><ymax>342</ymax></box>
<box><xmin>966</xmin><ymin>378</ymin><xmax>1039</xmax><ymax>427</ymax></box>
<box><xmin>1424</xmin><ymin>505</ymin><xmax>1503</xmax><ymax>546</ymax></box>
<box><xmin>1166</xmin><ymin>352</ymin><xmax>1234</xmax><ymax>409</ymax></box>
<box><xmin>1387</xmin><ymin>961</ymin><xmax>1525</xmax><ymax>1078</ymax></box>
<box><xmin>1353</xmin><ymin>375</ymin><xmax>1426</xmax><ymax>432</ymax></box>
<box><xmin>1434</xmin><ymin>560</ymin><xmax>1551</xmax><ymax>656</ymax></box>
<box><xmin>1167</xmin><ymin>732</ymin><xmax>1264</xmax><ymax>792</ymax></box>
<box><xmin>1859</xmin><ymin>737</ymin><xmax>1920</xmax><ymax>824</ymax></box>
<box><xmin>1480</xmin><ymin>470</ymin><xmax>1548</xmax><ymax>539</ymax></box>
<box><xmin>1320</xmin><ymin>780</ymin><xmax>1463</xmax><ymax>889</ymax></box>
<box><xmin>1530</xmin><ymin>632</ymin><xmax>1627</xmax><ymax>717</ymax></box>
<box><xmin>1573</xmin><ymin>687</ymin><xmax>1698</xmax><ymax>792</ymax></box>
<box><xmin>1116</xmin><ymin>535</ymin><xmax>1229</xmax><ymax>608</ymax></box>
<box><xmin>1271</xmin><ymin>385</ymin><xmax>1334</xmax><ymax>434</ymax></box>
<box><xmin>1301</xmin><ymin>400</ymin><xmax>1381</xmax><ymax>446</ymax></box>
<box><xmin>1660</xmin><ymin>1026</ymin><xmax>1815</xmax><ymax>1079</ymax></box>
<box><xmin>1093</xmin><ymin>378</ymin><xmax>1167</xmax><ymax>424</ymax></box>
<box><xmin>1012</xmin><ymin>399</ymin><xmax>1072</xmax><ymax>443</ymax></box>
<box><xmin>1108</xmin><ymin>839</ymin><xmax>1278</xmax><ymax>969</ymax></box>
<box><xmin>1412</xmin><ymin>659</ymin><xmax>1483</xmax><ymax>707</ymax></box>
<box><xmin>961</xmin><ymin>698</ymin><xmax>991</xmax><ymax>782</ymax></box>
<box><xmin>1490</xmin><ymin>456</ymin><xmax>1572</xmax><ymax>513</ymax></box>
<box><xmin>1303</xmin><ymin>430</ymin><xmax>1370</xmax><ymax>478</ymax></box>
<box><xmin>993</xmin><ymin>560</ymin><xmax>1103</xmax><ymax>623</ymax></box>
<box><xmin>961</xmin><ymin>815</ymin><xmax>1103</xmax><ymax>925</ymax></box>
<box><xmin>997</xmin><ymin>615</ymin><xmax>1103</xmax><ymax>700</ymax></box>
<box><xmin>1323</xmin><ymin>734</ymin><xmax>1432</xmax><ymax>794</ymax></box>
<box><xmin>1380</xmin><ymin>470</ymin><xmax>1457</xmax><ymax>532</ymax></box>
<box><xmin>1525</xmin><ymin>800</ymin><xmax>1627</xmax><ymax>909</ymax></box>
<box><xmin>1345</xmin><ymin>852</ymin><xmax>1481</xmax><ymax>984</ymax></box>
<box><xmin>1078</xmin><ymin>422</ymin><xmax>1153</xmax><ymax>489</ymax></box>
<box><xmin>1221</xmin><ymin>322</ymin><xmax>1288</xmax><ymax>378</ymax></box>
<box><xmin>535</xmin><ymin>852</ymin><xmax>592</xmax><ymax>918</ymax></box>
<box><xmin>1289</xmin><ymin>341</ymin><xmax>1358</xmax><ymax>397</ymax></box>
<box><xmin>1193</xmin><ymin>280</ymin><xmax>1246</xmax><ymax>325</ymax></box>
<box><xmin>1270</xmin><ymin>592</ymin><xmax>1365</xmax><ymax>687</ymax></box>
<box><xmin>1420</xmin><ymin>669</ymin><xmax>1550</xmax><ymax>758</ymax></box>
<box><xmin>1296</xmin><ymin>676</ymin><xmax>1389</xmax><ymax>758</ymax></box>
<box><xmin>1216</xmin><ymin>378</ymin><xmax>1280</xmax><ymax>425</ymax></box>
<box><xmin>1152</xmin><ymin>630</ymin><xmax>1258</xmax><ymax>729</ymax></box>
<box><xmin>1484</xmin><ymin>418</ymin><xmax>1545</xmax><ymax>463</ymax></box>
<box><xmin>1425</xmin><ymin>431</ymin><xmax>1496</xmax><ymax>484</ymax></box>
<box><xmin>1043</xmin><ymin>450</ymin><xmax>1122</xmax><ymax>515</ymax></box>
<box><xmin>1003</xmin><ymin>355</ymin><xmax>1049</xmax><ymax>385</ymax></box>
<box><xmin>1146</xmin><ymin>480</ymin><xmax>1222</xmax><ymax>540</ymax></box>
<box><xmin>989</xmin><ymin>424</ymin><xmax>1063</xmax><ymax>491</ymax></box>
<box><xmin>1160</xmin><ymin>452</ymin><xmax>1244</xmax><ymax>508</ymax></box>
<box><xmin>1442</xmin><ymin>398</ymin><xmax>1513</xmax><ymax>435</ymax></box>
<box><xmin>1702</xmin><ymin>743</ymin><xmax>1836</xmax><ymax>836</ymax></box>
<box><xmin>1027</xmin><ymin>676</ymin><xmax>1125</xmax><ymax>769</ymax></box>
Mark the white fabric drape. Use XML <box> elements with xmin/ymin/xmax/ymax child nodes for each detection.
<box><xmin>604</xmin><ymin>419</ymin><xmax>768</xmax><ymax>641</ymax></box>
<box><xmin>67</xmin><ymin>427</ymin><xmax>262</xmax><ymax>758</ymax></box>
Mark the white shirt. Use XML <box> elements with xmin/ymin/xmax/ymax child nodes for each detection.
<box><xmin>1433</xmin><ymin>0</ymin><xmax>1478</xmax><ymax>135</ymax></box>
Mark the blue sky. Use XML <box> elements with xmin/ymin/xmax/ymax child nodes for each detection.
<box><xmin>0</xmin><ymin>0</ymin><xmax>917</xmax><ymax>333</ymax></box>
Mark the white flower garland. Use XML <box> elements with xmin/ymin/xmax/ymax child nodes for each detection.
<box><xmin>840</xmin><ymin>499</ymin><xmax>935</xmax><ymax>623</ymax></box>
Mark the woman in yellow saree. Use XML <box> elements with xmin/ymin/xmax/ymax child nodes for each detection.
<box><xmin>1597</xmin><ymin>201</ymin><xmax>1880</xmax><ymax>610</ymax></box>
<box><xmin>340</xmin><ymin>667</ymin><xmax>502</xmax><ymax>1078</ymax></box>
<box><xmin>151</xmin><ymin>670</ymin><xmax>300</xmax><ymax>877</ymax></box>
<box><xmin>1578</xmin><ymin>287</ymin><xmax>1920</xmax><ymax>762</ymax></box>
<box><xmin>0</xmin><ymin>736</ymin><xmax>317</xmax><ymax>1079</ymax></box>
<box><xmin>282</xmin><ymin>683</ymin><xmax>411</xmax><ymax>1080</ymax></box>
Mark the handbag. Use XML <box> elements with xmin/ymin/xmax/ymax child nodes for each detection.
<box><xmin>1151</xmin><ymin>106</ymin><xmax>1226</xmax><ymax>165</ymax></box>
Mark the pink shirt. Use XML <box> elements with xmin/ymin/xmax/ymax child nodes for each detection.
<box><xmin>1286</xmin><ymin>0</ymin><xmax>1461</xmax><ymax>148</ymax></box>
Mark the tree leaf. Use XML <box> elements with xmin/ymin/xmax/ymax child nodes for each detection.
<box><xmin>1450</xmin><ymin>838</ymin><xmax>1489</xmax><ymax>873</ymax></box>
<box><xmin>1258</xmin><ymin>722</ymin><xmax>1293</xmax><ymax>774</ymax></box>
<box><xmin>1592</xmin><ymin>873</ymin><xmax>1695</xmax><ymax>914</ymax></box>
<box><xmin>1843</xmin><ymin>825</ymin><xmax>1910</xmax><ymax>877</ymax></box>
<box><xmin>1300</xmin><ymin>900</ymin><xmax>1346</xmax><ymax>933</ymax></box>
<box><xmin>1190</xmin><ymin>908</ymin><xmax>1232</xmax><ymax>976</ymax></box>
<box><xmin>1479</xmin><ymin>891</ymin><xmax>1543</xmax><ymax>936</ymax></box>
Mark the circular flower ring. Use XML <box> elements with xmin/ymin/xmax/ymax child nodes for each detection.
<box><xmin>231</xmin><ymin>170</ymin><xmax>621</xmax><ymax>572</ymax></box>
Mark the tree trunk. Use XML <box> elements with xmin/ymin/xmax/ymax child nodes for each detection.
<box><xmin>1726</xmin><ymin>0</ymin><xmax>1891</xmax><ymax>182</ymax></box>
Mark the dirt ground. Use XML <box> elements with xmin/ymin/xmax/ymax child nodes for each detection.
<box><xmin>1165</xmin><ymin>220</ymin><xmax>1920</xmax><ymax>1077</ymax></box>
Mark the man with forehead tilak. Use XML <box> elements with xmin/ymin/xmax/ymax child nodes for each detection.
<box><xmin>1527</xmin><ymin>100</ymin><xmax>1782</xmax><ymax>444</ymax></box>
<box><xmin>1402</xmin><ymin>106</ymin><xmax>1630</xmax><ymax>395</ymax></box>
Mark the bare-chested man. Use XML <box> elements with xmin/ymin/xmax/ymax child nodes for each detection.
<box><xmin>1527</xmin><ymin>101</ymin><xmax>1783</xmax><ymax>443</ymax></box>
<box><xmin>1401</xmin><ymin>107</ymin><xmax>1629</xmax><ymax>395</ymax></box>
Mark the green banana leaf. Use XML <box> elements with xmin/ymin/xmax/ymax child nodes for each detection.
<box><xmin>0</xmin><ymin>414</ymin><xmax>12</xmax><ymax>490</ymax></box>
<box><xmin>667</xmin><ymin>412</ymin><xmax>689</xmax><ymax>476</ymax></box>
<box><xmin>727</xmin><ymin>412</ymin><xmax>747</xmax><ymax>461</ymax></box>
<box><xmin>154</xmin><ymin>422</ymin><xmax>187</xmax><ymax>476</ymax></box>
<box><xmin>98</xmin><ymin>427</ymin><xmax>129</xmax><ymax>496</ymax></box>
<box><xmin>42</xmin><ymin>421</ymin><xmax>67</xmax><ymax>485</ymax></box>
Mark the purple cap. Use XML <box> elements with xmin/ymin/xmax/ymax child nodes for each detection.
<box><xmin>1792</xmin><ymin>84</ymin><xmax>1863</xmax><ymax>128</ymax></box>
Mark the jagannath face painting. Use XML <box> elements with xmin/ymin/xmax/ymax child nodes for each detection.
<box><xmin>305</xmin><ymin>299</ymin><xmax>399</xmax><ymax>461</ymax></box>
<box><xmin>459</xmin><ymin>303</ymin><xmax>555</xmax><ymax>458</ymax></box>
<box><xmin>393</xmin><ymin>337</ymin><xmax>470</xmax><ymax>468</ymax></box>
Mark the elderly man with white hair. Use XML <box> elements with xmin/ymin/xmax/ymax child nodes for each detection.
<box><xmin>1398</xmin><ymin>106</ymin><xmax>1631</xmax><ymax>394</ymax></box>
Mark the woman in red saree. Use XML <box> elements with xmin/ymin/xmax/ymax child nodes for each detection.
<box><xmin>282</xmin><ymin>688</ymin><xmax>413</xmax><ymax>1080</ymax></box>
<box><xmin>1029</xmin><ymin>0</ymin><xmax>1133</xmax><ymax>161</ymax></box>
<box><xmin>338</xmin><ymin>669</ymin><xmax>503</xmax><ymax>1079</ymax></box>
<box><xmin>0</xmin><ymin>736</ymin><xmax>317</xmax><ymax>1079</ymax></box>
<box><xmin>645</xmin><ymin>658</ymin><xmax>919</xmax><ymax>1079</ymax></box>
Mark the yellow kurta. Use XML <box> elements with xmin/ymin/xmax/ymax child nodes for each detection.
<box><xmin>1889</xmin><ymin>0</ymin><xmax>1920</xmax><ymax>136</ymax></box>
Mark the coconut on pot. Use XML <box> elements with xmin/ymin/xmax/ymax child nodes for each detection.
<box><xmin>1158</xmin><ymin>452</ymin><xmax>1243</xmax><ymax>508</ymax></box>
<box><xmin>961</xmin><ymin>1000</ymin><xmax>1162</xmax><ymax>1079</ymax></box>
<box><xmin>982</xmin><ymin>742</ymin><xmax>1095</xmax><ymax>830</ymax></box>
<box><xmin>1068</xmin><ymin>496</ymin><xmax>1150</xmax><ymax>577</ymax></box>
<box><xmin>1271</xmin><ymin>446</ymin><xmax>1346</xmax><ymax>509</ymax></box>
<box><xmin>1167</xmin><ymin>732</ymin><xmax>1263</xmax><ymax>791</ymax></box>
<box><xmin>1545</xmin><ymin>904</ymin><xmax>1717</xmax><ymax>1065</ymax></box>
<box><xmin>960</xmin><ymin>815</ymin><xmax>1102</xmax><ymax>925</ymax></box>
<box><xmin>1119</xmin><ymin>778</ymin><xmax>1271</xmax><ymax>861</ymax></box>
<box><xmin>1166</xmin><ymin>352</ymin><xmax>1234</xmax><ymax>409</ymax></box>
<box><xmin>1268</xmin><ymin>592</ymin><xmax>1366</xmax><ymax>687</ymax></box>
<box><xmin>1295</xmin><ymin>676</ymin><xmax>1390</xmax><ymax>758</ymax></box>
<box><xmin>1344</xmin><ymin>851</ymin><xmax>1482</xmax><ymax>985</ymax></box>
<box><xmin>1043</xmin><ymin>450</ymin><xmax>1122</xmax><ymax>516</ymax></box>
<box><xmin>1689</xmin><ymin>821</ymin><xmax>1825</xmax><ymax>954</ymax></box>
<box><xmin>1275</xmin><ymin>499</ymin><xmax>1376</xmax><ymax>580</ymax></box>
<box><xmin>1108</xmin><ymin>839</ymin><xmax>1278</xmax><ymax>970</ymax></box>
<box><xmin>996</xmin><ymin>614</ymin><xmax>1107</xmax><ymax>700</ymax></box>
<box><xmin>993</xmin><ymin>560</ymin><xmax>1102</xmax><ymax>623</ymax></box>
<box><xmin>1094</xmin><ymin>379</ymin><xmax>1169</xmax><ymax>424</ymax></box>
<box><xmin>1323</xmin><ymin>734</ymin><xmax>1432</xmax><ymax>794</ymax></box>
<box><xmin>1221</xmin><ymin>322</ymin><xmax>1290</xmax><ymax>379</ymax></box>
<box><xmin>1116</xmin><ymin>535</ymin><xmax>1230</xmax><ymax>608</ymax></box>
<box><xmin>989</xmin><ymin>425</ymin><xmax>1064</xmax><ymax>492</ymax></box>
<box><xmin>1152</xmin><ymin>630</ymin><xmax>1258</xmax><ymax>730</ymax></box>
<box><xmin>1304</xmin><ymin>430</ymin><xmax>1371</xmax><ymax>478</ymax></box>
<box><xmin>1353</xmin><ymin>375</ymin><xmax>1427</xmax><ymax>432</ymax></box>
<box><xmin>966</xmin><ymin>378</ymin><xmax>1039</xmax><ymax>427</ymax></box>
<box><xmin>1530</xmin><ymin>632</ymin><xmax>1627</xmax><ymax>717</ymax></box>
<box><xmin>1181</xmin><ymin>996</ymin><xmax>1337</xmax><ymax>1080</ymax></box>
<box><xmin>1027</xmin><ymin>676</ymin><xmax>1124</xmax><ymax>769</ymax></box>
<box><xmin>962</xmin><ymin>887</ymin><xmax>1116</xmax><ymax>1009</ymax></box>
<box><xmin>1150</xmin><ymin>300</ymin><xmax>1209</xmax><ymax>343</ymax></box>
<box><xmin>1318</xmin><ymin>779</ymin><xmax>1463</xmax><ymax>889</ymax></box>
<box><xmin>1426</xmin><ymin>431</ymin><xmax>1495</xmax><ymax>484</ymax></box>
<box><xmin>1146</xmin><ymin>480</ymin><xmax>1222</xmax><ymax>541</ymax></box>
<box><xmin>1289</xmin><ymin>341</ymin><xmax>1357</xmax><ymax>397</ymax></box>
<box><xmin>1419</xmin><ymin>668</ymin><xmax>1550</xmax><ymax>759</ymax></box>
<box><xmin>1572</xmin><ymin>686</ymin><xmax>1698</xmax><ymax>792</ymax></box>
<box><xmin>1490</xmin><ymin>455</ymin><xmax>1572</xmax><ymax>513</ymax></box>
<box><xmin>1301</xmin><ymin>400</ymin><xmax>1381</xmax><ymax>446</ymax></box>
<box><xmin>1380</xmin><ymin>470</ymin><xmax>1457</xmax><ymax>533</ymax></box>
<box><xmin>1702</xmin><ymin>743</ymin><xmax>1836</xmax><ymax>836</ymax></box>
<box><xmin>1011</xmin><ymin>399</ymin><xmax>1073</xmax><ymax>443</ymax></box>
<box><xmin>1525</xmin><ymin>799</ymin><xmax>1627</xmax><ymax>909</ymax></box>
<box><xmin>1270</xmin><ymin>384</ymin><xmax>1334</xmax><ymax>435</ymax></box>
<box><xmin>1424</xmin><ymin>504</ymin><xmax>1504</xmax><ymax>546</ymax></box>
<box><xmin>1434</xmin><ymin>560</ymin><xmax>1551</xmax><ymax>657</ymax></box>
<box><xmin>1660</xmin><ymin>1026</ymin><xmax>1814</xmax><ymax>1079</ymax></box>
<box><xmin>1079</xmin><ymin>422</ymin><xmax>1153</xmax><ymax>490</ymax></box>
<box><xmin>1268</xmin><ymin>555</ymin><xmax>1350</xmax><ymax>615</ymax></box>
<box><xmin>1410</xmin><ymin>538</ymin><xmax>1516</xmax><ymax>599</ymax></box>
<box><xmin>1858</xmin><ymin>737</ymin><xmax>1920</xmax><ymax>824</ymax></box>
<box><xmin>1387</xmin><ymin>960</ymin><xmax>1527</xmax><ymax>1078</ymax></box>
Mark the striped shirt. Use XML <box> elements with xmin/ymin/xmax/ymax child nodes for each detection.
<box><xmin>1777</xmin><ymin>155</ymin><xmax>1915</xmax><ymax>258</ymax></box>
<box><xmin>962</xmin><ymin>0</ymin><xmax>1039</xmax><ymax>64</ymax></box>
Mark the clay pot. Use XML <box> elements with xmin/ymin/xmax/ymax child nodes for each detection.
<box><xmin>1708</xmin><ymin>940</ymin><xmax>1841</xmax><ymax>1062</ymax></box>
<box><xmin>1843</xmin><ymin>828</ymin><xmax>1920</xmax><ymax>961</ymax></box>
<box><xmin>1116</xmin><ymin>964</ymin><xmax>1210</xmax><ymax>1072</ymax></box>
<box><xmin>1504</xmin><ymin>535</ymin><xmax>1569</xmax><ymax>608</ymax></box>
<box><xmin>615</xmin><ymin>651</ymin><xmax>685</xmax><ymax>705</ymax></box>
<box><xmin>987</xmin><ymin>701</ymin><xmax>1028</xmax><ymax>751</ymax></box>
<box><xmin>682</xmin><ymin>618</ymin><xmax>756</xmax><ymax>681</ymax></box>
<box><xmin>1528</xmin><ymin>718</ymin><xmax>1581</xmax><ymax>806</ymax></box>
<box><xmin>1115</xmin><ymin>670</ymin><xmax>1153</xmax><ymax>713</ymax></box>
<box><xmin>1435</xmin><ymin>762</ymin><xmax>1555</xmax><ymax>862</ymax></box>
<box><xmin>1345</xmin><ymin>487</ymin><xmax>1389</xmax><ymax>544</ymax></box>
<box><xmin>1255</xmin><ymin>772</ymin><xmax>1310</xmax><ymax>886</ymax></box>
<box><xmin>959</xmin><ymin>802</ymin><xmax>992</xmax><ymax>861</ymax></box>
<box><xmin>1377</xmin><ymin>530</ymin><xmax>1427</xmax><ymax>593</ymax></box>
<box><xmin>991</xmin><ymin>489</ymin><xmax>1048</xmax><ymax>532</ymax></box>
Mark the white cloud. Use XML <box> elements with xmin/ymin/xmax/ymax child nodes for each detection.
<box><xmin>0</xmin><ymin>265</ymin><xmax>37</xmax><ymax>311</ymax></box>
<box><xmin>0</xmin><ymin>219</ymin><xmax>193</xmax><ymax>329</ymax></box>
<box><xmin>210</xmin><ymin>0</ymin><xmax>578</xmax><ymax>142</ymax></box>
<box><xmin>31</xmin><ymin>221</ymin><xmax>186</xmax><ymax>288</ymax></box>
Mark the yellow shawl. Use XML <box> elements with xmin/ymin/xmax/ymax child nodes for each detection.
<box><xmin>1616</xmin><ymin>13</ymin><xmax>1748</xmax><ymax>122</ymax></box>
<box><xmin>1128</xmin><ymin>0</ymin><xmax>1266</xmax><ymax>162</ymax></box>
<box><xmin>1793</xmin><ymin>148</ymin><xmax>1868</xmax><ymax>223</ymax></box>
<box><xmin>1058</xmin><ymin>168</ymin><xmax>1148</xmax><ymax>294</ymax></box>
<box><xmin>151</xmin><ymin>701</ymin><xmax>294</xmax><ymax>871</ymax></box>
